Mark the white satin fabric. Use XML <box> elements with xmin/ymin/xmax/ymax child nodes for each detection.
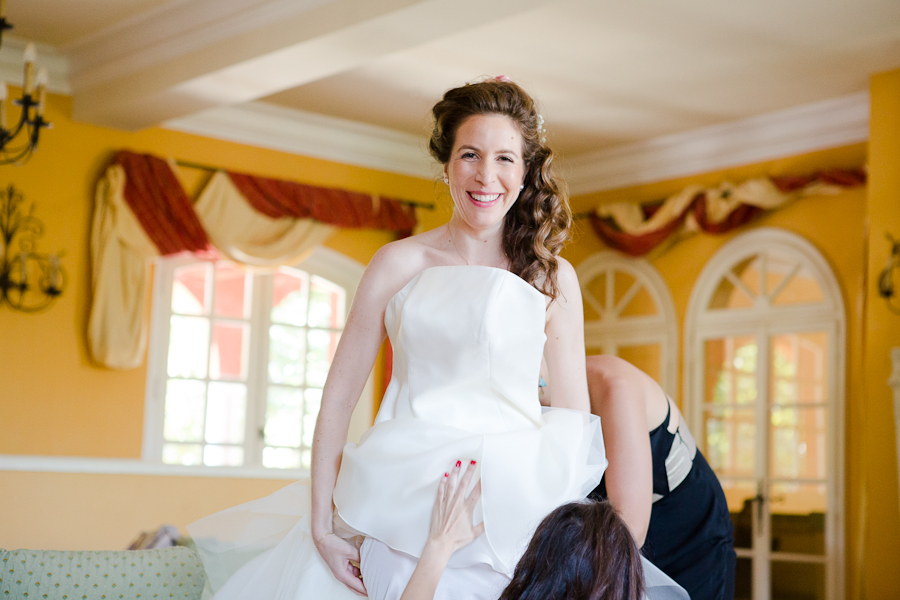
<box><xmin>189</xmin><ymin>266</ymin><xmax>685</xmax><ymax>600</ymax></box>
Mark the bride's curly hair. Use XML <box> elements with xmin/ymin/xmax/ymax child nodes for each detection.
<box><xmin>429</xmin><ymin>78</ymin><xmax>572</xmax><ymax>299</ymax></box>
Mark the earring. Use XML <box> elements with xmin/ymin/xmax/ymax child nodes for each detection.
<box><xmin>520</xmin><ymin>184</ymin><xmax>524</xmax><ymax>190</ymax></box>
<box><xmin>443</xmin><ymin>176</ymin><xmax>449</xmax><ymax>184</ymax></box>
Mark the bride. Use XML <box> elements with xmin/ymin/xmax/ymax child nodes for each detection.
<box><xmin>312</xmin><ymin>76</ymin><xmax>599</xmax><ymax>599</ymax></box>
<box><xmin>190</xmin><ymin>77</ymin><xmax>682</xmax><ymax>600</ymax></box>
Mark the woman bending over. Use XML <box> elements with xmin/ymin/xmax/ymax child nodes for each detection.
<box><xmin>401</xmin><ymin>460</ymin><xmax>644</xmax><ymax>600</ymax></box>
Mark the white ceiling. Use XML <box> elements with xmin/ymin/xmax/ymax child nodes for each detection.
<box><xmin>7</xmin><ymin>0</ymin><xmax>899</xmax><ymax>191</ymax></box>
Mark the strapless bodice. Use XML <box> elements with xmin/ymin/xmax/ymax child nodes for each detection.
<box><xmin>377</xmin><ymin>266</ymin><xmax>546</xmax><ymax>432</ymax></box>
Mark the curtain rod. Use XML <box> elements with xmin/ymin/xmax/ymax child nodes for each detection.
<box><xmin>174</xmin><ymin>159</ymin><xmax>436</xmax><ymax>211</ymax></box>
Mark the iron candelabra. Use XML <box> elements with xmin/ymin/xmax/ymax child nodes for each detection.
<box><xmin>0</xmin><ymin>184</ymin><xmax>65</xmax><ymax>312</ymax></box>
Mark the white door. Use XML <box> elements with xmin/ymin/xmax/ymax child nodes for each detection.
<box><xmin>686</xmin><ymin>229</ymin><xmax>845</xmax><ymax>600</ymax></box>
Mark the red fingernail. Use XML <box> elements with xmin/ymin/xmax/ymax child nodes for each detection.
<box><xmin>471</xmin><ymin>460</ymin><xmax>476</xmax><ymax>465</ymax></box>
<box><xmin>455</xmin><ymin>460</ymin><xmax>461</xmax><ymax>467</ymax></box>
<box><xmin>444</xmin><ymin>472</ymin><xmax>449</xmax><ymax>477</ymax></box>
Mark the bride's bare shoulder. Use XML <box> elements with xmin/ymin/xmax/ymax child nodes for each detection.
<box><xmin>358</xmin><ymin>228</ymin><xmax>448</xmax><ymax>303</ymax></box>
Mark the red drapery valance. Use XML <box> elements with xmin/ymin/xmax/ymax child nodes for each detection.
<box><xmin>114</xmin><ymin>150</ymin><xmax>418</xmax><ymax>256</ymax></box>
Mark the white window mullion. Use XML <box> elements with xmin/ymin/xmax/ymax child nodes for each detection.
<box><xmin>826</xmin><ymin>322</ymin><xmax>844</xmax><ymax>600</ymax></box>
<box><xmin>245</xmin><ymin>270</ymin><xmax>274</xmax><ymax>468</ymax></box>
<box><xmin>754</xmin><ymin>328</ymin><xmax>771</xmax><ymax>600</ymax></box>
<box><xmin>143</xmin><ymin>258</ymin><xmax>176</xmax><ymax>462</ymax></box>
<box><xmin>201</xmin><ymin>261</ymin><xmax>216</xmax><ymax>465</ymax></box>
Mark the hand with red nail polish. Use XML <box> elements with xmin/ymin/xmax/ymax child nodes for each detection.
<box><xmin>399</xmin><ymin>460</ymin><xmax>483</xmax><ymax>600</ymax></box>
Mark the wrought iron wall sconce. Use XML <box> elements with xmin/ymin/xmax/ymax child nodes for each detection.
<box><xmin>0</xmin><ymin>184</ymin><xmax>65</xmax><ymax>312</ymax></box>
<box><xmin>877</xmin><ymin>233</ymin><xmax>900</xmax><ymax>315</ymax></box>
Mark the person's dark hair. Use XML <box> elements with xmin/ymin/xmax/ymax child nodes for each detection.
<box><xmin>499</xmin><ymin>500</ymin><xmax>644</xmax><ymax>600</ymax></box>
<box><xmin>429</xmin><ymin>78</ymin><xmax>571</xmax><ymax>299</ymax></box>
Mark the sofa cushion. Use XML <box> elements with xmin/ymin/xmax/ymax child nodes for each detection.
<box><xmin>0</xmin><ymin>547</ymin><xmax>206</xmax><ymax>599</ymax></box>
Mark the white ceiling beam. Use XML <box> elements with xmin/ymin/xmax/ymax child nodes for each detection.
<box><xmin>68</xmin><ymin>0</ymin><xmax>551</xmax><ymax>131</ymax></box>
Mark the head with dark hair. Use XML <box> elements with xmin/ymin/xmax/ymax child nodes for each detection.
<box><xmin>499</xmin><ymin>500</ymin><xmax>644</xmax><ymax>600</ymax></box>
<box><xmin>429</xmin><ymin>78</ymin><xmax>571</xmax><ymax>299</ymax></box>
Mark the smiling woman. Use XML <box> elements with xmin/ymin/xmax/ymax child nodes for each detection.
<box><xmin>429</xmin><ymin>79</ymin><xmax>571</xmax><ymax>300</ymax></box>
<box><xmin>189</xmin><ymin>77</ymin><xmax>685</xmax><ymax>600</ymax></box>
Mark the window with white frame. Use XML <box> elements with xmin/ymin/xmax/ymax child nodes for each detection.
<box><xmin>684</xmin><ymin>227</ymin><xmax>845</xmax><ymax>600</ymax></box>
<box><xmin>576</xmin><ymin>250</ymin><xmax>678</xmax><ymax>396</ymax></box>
<box><xmin>144</xmin><ymin>247</ymin><xmax>368</xmax><ymax>471</ymax></box>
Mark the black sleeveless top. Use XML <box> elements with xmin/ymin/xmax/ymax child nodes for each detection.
<box><xmin>590</xmin><ymin>404</ymin><xmax>736</xmax><ymax>600</ymax></box>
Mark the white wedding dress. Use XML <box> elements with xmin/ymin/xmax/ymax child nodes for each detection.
<box><xmin>189</xmin><ymin>266</ymin><xmax>687</xmax><ymax>600</ymax></box>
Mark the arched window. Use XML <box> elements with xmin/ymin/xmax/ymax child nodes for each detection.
<box><xmin>577</xmin><ymin>250</ymin><xmax>678</xmax><ymax>396</ymax></box>
<box><xmin>143</xmin><ymin>247</ymin><xmax>370</xmax><ymax>474</ymax></box>
<box><xmin>684</xmin><ymin>228</ymin><xmax>845</xmax><ymax>600</ymax></box>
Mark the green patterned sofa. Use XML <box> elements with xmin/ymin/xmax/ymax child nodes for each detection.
<box><xmin>0</xmin><ymin>546</ymin><xmax>210</xmax><ymax>599</ymax></box>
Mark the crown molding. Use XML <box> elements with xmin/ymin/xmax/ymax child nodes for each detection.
<box><xmin>564</xmin><ymin>92</ymin><xmax>870</xmax><ymax>195</ymax></box>
<box><xmin>0</xmin><ymin>36</ymin><xmax>70</xmax><ymax>94</ymax></box>
<box><xmin>163</xmin><ymin>93</ymin><xmax>869</xmax><ymax>191</ymax></box>
<box><xmin>164</xmin><ymin>100</ymin><xmax>435</xmax><ymax>179</ymax></box>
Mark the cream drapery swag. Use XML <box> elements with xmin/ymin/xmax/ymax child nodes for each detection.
<box><xmin>588</xmin><ymin>168</ymin><xmax>866</xmax><ymax>256</ymax></box>
<box><xmin>89</xmin><ymin>151</ymin><xmax>417</xmax><ymax>370</ymax></box>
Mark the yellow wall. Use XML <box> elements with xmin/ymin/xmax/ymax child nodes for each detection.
<box><xmin>565</xmin><ymin>142</ymin><xmax>870</xmax><ymax>598</ymax></box>
<box><xmin>0</xmin><ymin>471</ymin><xmax>289</xmax><ymax>550</ymax></box>
<box><xmin>0</xmin><ymin>91</ymin><xmax>437</xmax><ymax>459</ymax></box>
<box><xmin>863</xmin><ymin>68</ymin><xmax>900</xmax><ymax>600</ymax></box>
<box><xmin>0</xmin><ymin>90</ymin><xmax>441</xmax><ymax>549</ymax></box>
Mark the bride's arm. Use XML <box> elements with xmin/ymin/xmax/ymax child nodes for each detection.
<box><xmin>542</xmin><ymin>258</ymin><xmax>590</xmax><ymax>412</ymax></box>
<box><xmin>311</xmin><ymin>244</ymin><xmax>418</xmax><ymax>594</ymax></box>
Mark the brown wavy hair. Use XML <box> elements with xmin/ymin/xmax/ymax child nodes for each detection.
<box><xmin>499</xmin><ymin>500</ymin><xmax>644</xmax><ymax>600</ymax></box>
<box><xmin>429</xmin><ymin>78</ymin><xmax>571</xmax><ymax>299</ymax></box>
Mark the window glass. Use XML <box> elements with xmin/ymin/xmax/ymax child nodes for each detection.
<box><xmin>269</xmin><ymin>325</ymin><xmax>305</xmax><ymax>385</ymax></box>
<box><xmin>167</xmin><ymin>316</ymin><xmax>210</xmax><ymax>379</ymax></box>
<box><xmin>214</xmin><ymin>262</ymin><xmax>250</xmax><ymax>319</ymax></box>
<box><xmin>271</xmin><ymin>268</ymin><xmax>309</xmax><ymax>326</ymax></box>
<box><xmin>155</xmin><ymin>259</ymin><xmax>348</xmax><ymax>469</ymax></box>
<box><xmin>172</xmin><ymin>263</ymin><xmax>210</xmax><ymax>315</ymax></box>
<box><xmin>210</xmin><ymin>322</ymin><xmax>248</xmax><ymax>381</ymax></box>
<box><xmin>618</xmin><ymin>343</ymin><xmax>662</xmax><ymax>383</ymax></box>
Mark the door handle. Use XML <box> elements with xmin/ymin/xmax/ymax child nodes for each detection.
<box><xmin>750</xmin><ymin>490</ymin><xmax>785</xmax><ymax>536</ymax></box>
<box><xmin>752</xmin><ymin>493</ymin><xmax>765</xmax><ymax>536</ymax></box>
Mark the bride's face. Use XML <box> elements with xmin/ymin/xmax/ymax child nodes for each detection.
<box><xmin>444</xmin><ymin>114</ymin><xmax>526</xmax><ymax>233</ymax></box>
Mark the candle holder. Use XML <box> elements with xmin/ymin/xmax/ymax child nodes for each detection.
<box><xmin>0</xmin><ymin>12</ymin><xmax>52</xmax><ymax>165</ymax></box>
<box><xmin>878</xmin><ymin>233</ymin><xmax>900</xmax><ymax>315</ymax></box>
<box><xmin>0</xmin><ymin>184</ymin><xmax>65</xmax><ymax>312</ymax></box>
